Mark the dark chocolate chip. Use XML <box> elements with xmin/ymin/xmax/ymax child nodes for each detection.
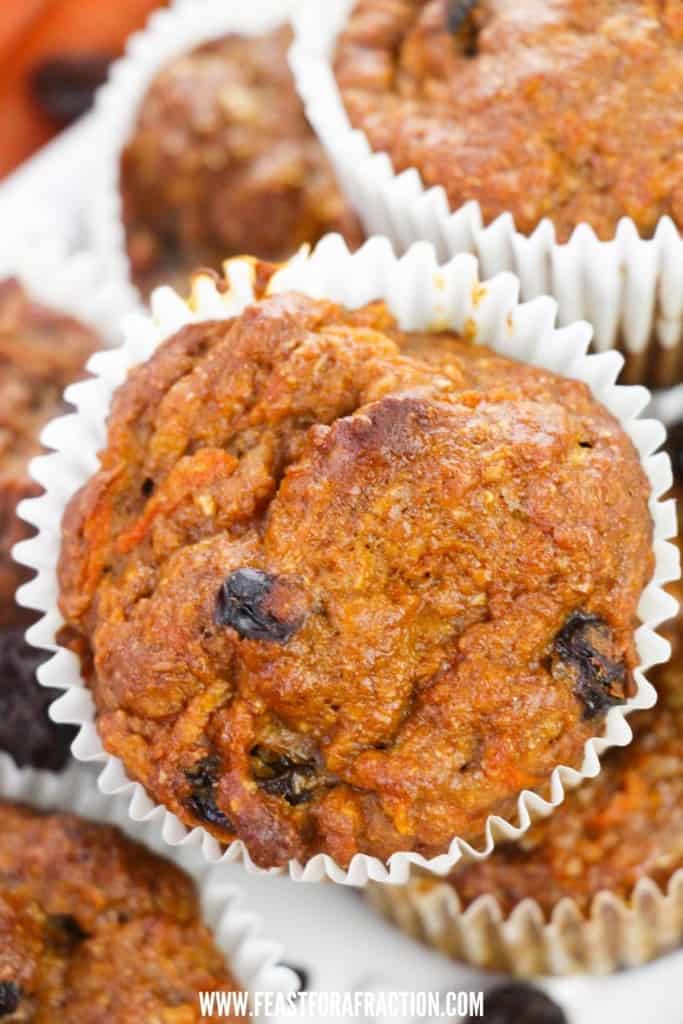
<box><xmin>446</xmin><ymin>0</ymin><xmax>478</xmax><ymax>33</ymax></box>
<box><xmin>0</xmin><ymin>629</ymin><xmax>76</xmax><ymax>771</ymax></box>
<box><xmin>665</xmin><ymin>419</ymin><xmax>683</xmax><ymax>486</ymax></box>
<box><xmin>0</xmin><ymin>982</ymin><xmax>21</xmax><ymax>1017</ymax></box>
<box><xmin>468</xmin><ymin>984</ymin><xmax>566</xmax><ymax>1024</ymax></box>
<box><xmin>251</xmin><ymin>746</ymin><xmax>318</xmax><ymax>806</ymax></box>
<box><xmin>30</xmin><ymin>54</ymin><xmax>113</xmax><ymax>125</ymax></box>
<box><xmin>141</xmin><ymin>476</ymin><xmax>155</xmax><ymax>497</ymax></box>
<box><xmin>552</xmin><ymin>611</ymin><xmax>628</xmax><ymax>720</ymax></box>
<box><xmin>184</xmin><ymin>757</ymin><xmax>233</xmax><ymax>830</ymax></box>
<box><xmin>214</xmin><ymin>570</ymin><xmax>300</xmax><ymax>643</ymax></box>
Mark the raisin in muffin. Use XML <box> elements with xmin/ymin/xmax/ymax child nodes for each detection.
<box><xmin>419</xmin><ymin>466</ymin><xmax>683</xmax><ymax>916</ymax></box>
<box><xmin>0</xmin><ymin>800</ymin><xmax>245</xmax><ymax>1021</ymax></box>
<box><xmin>120</xmin><ymin>26</ymin><xmax>362</xmax><ymax>297</ymax></box>
<box><xmin>334</xmin><ymin>0</ymin><xmax>683</xmax><ymax>242</ymax></box>
<box><xmin>57</xmin><ymin>263</ymin><xmax>653</xmax><ymax>869</ymax></box>
<box><xmin>435</xmin><ymin>620</ymin><xmax>683</xmax><ymax>917</ymax></box>
<box><xmin>0</xmin><ymin>278</ymin><xmax>99</xmax><ymax>771</ymax></box>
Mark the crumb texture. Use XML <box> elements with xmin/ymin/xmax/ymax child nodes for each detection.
<box><xmin>444</xmin><ymin>492</ymin><xmax>683</xmax><ymax>916</ymax></box>
<box><xmin>0</xmin><ymin>802</ymin><xmax>244</xmax><ymax>1022</ymax></box>
<box><xmin>335</xmin><ymin>0</ymin><xmax>683</xmax><ymax>240</ymax></box>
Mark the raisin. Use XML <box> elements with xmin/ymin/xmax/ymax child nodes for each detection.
<box><xmin>184</xmin><ymin>757</ymin><xmax>233</xmax><ymax>830</ymax></box>
<box><xmin>0</xmin><ymin>982</ymin><xmax>21</xmax><ymax>1017</ymax></box>
<box><xmin>141</xmin><ymin>476</ymin><xmax>155</xmax><ymax>497</ymax></box>
<box><xmin>251</xmin><ymin>746</ymin><xmax>318</xmax><ymax>806</ymax></box>
<box><xmin>469</xmin><ymin>984</ymin><xmax>567</xmax><ymax>1024</ymax></box>
<box><xmin>551</xmin><ymin>611</ymin><xmax>628</xmax><ymax>720</ymax></box>
<box><xmin>0</xmin><ymin>629</ymin><xmax>76</xmax><ymax>771</ymax></box>
<box><xmin>446</xmin><ymin>0</ymin><xmax>478</xmax><ymax>34</ymax></box>
<box><xmin>30</xmin><ymin>54</ymin><xmax>112</xmax><ymax>126</ymax></box>
<box><xmin>47</xmin><ymin>914</ymin><xmax>87</xmax><ymax>952</ymax></box>
<box><xmin>665</xmin><ymin>419</ymin><xmax>683</xmax><ymax>485</ymax></box>
<box><xmin>214</xmin><ymin>570</ymin><xmax>300</xmax><ymax>643</ymax></box>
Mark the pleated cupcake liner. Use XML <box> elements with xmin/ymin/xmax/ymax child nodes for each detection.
<box><xmin>288</xmin><ymin>0</ymin><xmax>683</xmax><ymax>388</ymax></box>
<box><xmin>13</xmin><ymin>236</ymin><xmax>679</xmax><ymax>884</ymax></box>
<box><xmin>367</xmin><ymin>867</ymin><xmax>683</xmax><ymax>977</ymax></box>
<box><xmin>86</xmin><ymin>0</ymin><xmax>301</xmax><ymax>309</ymax></box>
<box><xmin>0</xmin><ymin>753</ymin><xmax>296</xmax><ymax>1008</ymax></box>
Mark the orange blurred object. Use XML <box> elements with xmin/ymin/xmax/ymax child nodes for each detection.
<box><xmin>0</xmin><ymin>0</ymin><xmax>166</xmax><ymax>178</ymax></box>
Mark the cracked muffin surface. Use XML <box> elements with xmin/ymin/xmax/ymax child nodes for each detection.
<box><xmin>57</xmin><ymin>264</ymin><xmax>653</xmax><ymax>868</ymax></box>
<box><xmin>334</xmin><ymin>0</ymin><xmax>683</xmax><ymax>241</ymax></box>
<box><xmin>121</xmin><ymin>26</ymin><xmax>362</xmax><ymax>297</ymax></box>
<box><xmin>0</xmin><ymin>801</ymin><xmax>244</xmax><ymax>1022</ymax></box>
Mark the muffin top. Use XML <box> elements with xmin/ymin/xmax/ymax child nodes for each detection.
<box><xmin>121</xmin><ymin>26</ymin><xmax>362</xmax><ymax>297</ymax></box>
<box><xmin>57</xmin><ymin>266</ymin><xmax>652</xmax><ymax>868</ymax></box>
<box><xmin>0</xmin><ymin>800</ymin><xmax>243</xmax><ymax>1022</ymax></box>
<box><xmin>334</xmin><ymin>0</ymin><xmax>683</xmax><ymax>241</ymax></box>
<box><xmin>0</xmin><ymin>277</ymin><xmax>100</xmax><ymax>628</ymax></box>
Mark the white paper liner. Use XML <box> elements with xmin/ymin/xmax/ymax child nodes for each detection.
<box><xmin>0</xmin><ymin>753</ymin><xmax>296</xmax><ymax>1011</ymax></box>
<box><xmin>367</xmin><ymin>867</ymin><xmax>683</xmax><ymax>977</ymax></box>
<box><xmin>13</xmin><ymin>237</ymin><xmax>680</xmax><ymax>885</ymax></box>
<box><xmin>289</xmin><ymin>0</ymin><xmax>683</xmax><ymax>387</ymax></box>
<box><xmin>0</xmin><ymin>222</ymin><xmax>133</xmax><ymax>347</ymax></box>
<box><xmin>86</xmin><ymin>0</ymin><xmax>303</xmax><ymax>309</ymax></box>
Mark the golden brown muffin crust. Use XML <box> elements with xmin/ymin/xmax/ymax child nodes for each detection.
<box><xmin>0</xmin><ymin>801</ymin><xmax>244</xmax><ymax>1022</ymax></box>
<box><xmin>335</xmin><ymin>0</ymin><xmax>683</xmax><ymax>241</ymax></box>
<box><xmin>57</xmin><ymin>272</ymin><xmax>652</xmax><ymax>868</ymax></box>
<box><xmin>121</xmin><ymin>27</ymin><xmax>362</xmax><ymax>297</ymax></box>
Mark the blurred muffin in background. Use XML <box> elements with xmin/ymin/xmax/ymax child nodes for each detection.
<box><xmin>120</xmin><ymin>26</ymin><xmax>363</xmax><ymax>297</ymax></box>
<box><xmin>0</xmin><ymin>277</ymin><xmax>100</xmax><ymax>769</ymax></box>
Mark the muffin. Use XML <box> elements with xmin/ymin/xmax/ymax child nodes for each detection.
<box><xmin>55</xmin><ymin>261</ymin><xmax>654</xmax><ymax>870</ymax></box>
<box><xmin>120</xmin><ymin>26</ymin><xmax>362</xmax><ymax>297</ymax></box>
<box><xmin>0</xmin><ymin>799</ymin><xmax>245</xmax><ymax>1021</ymax></box>
<box><xmin>334</xmin><ymin>0</ymin><xmax>683</xmax><ymax>243</ymax></box>
<box><xmin>0</xmin><ymin>278</ymin><xmax>100</xmax><ymax>772</ymax></box>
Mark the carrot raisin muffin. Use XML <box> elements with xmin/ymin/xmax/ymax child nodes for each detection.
<box><xmin>121</xmin><ymin>27</ymin><xmax>362</xmax><ymax>297</ymax></box>
<box><xmin>334</xmin><ymin>0</ymin><xmax>683</xmax><ymax>241</ymax></box>
<box><xmin>57</xmin><ymin>265</ymin><xmax>653</xmax><ymax>868</ymax></box>
<box><xmin>0</xmin><ymin>800</ymin><xmax>245</xmax><ymax>1021</ymax></box>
